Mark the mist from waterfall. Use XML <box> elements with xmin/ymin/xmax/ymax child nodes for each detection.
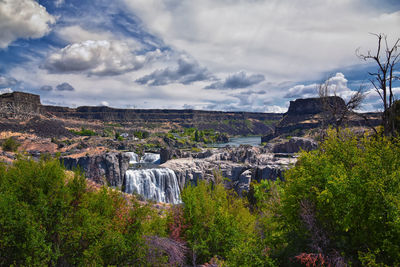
<box><xmin>124</xmin><ymin>168</ymin><xmax>181</xmax><ymax>204</ymax></box>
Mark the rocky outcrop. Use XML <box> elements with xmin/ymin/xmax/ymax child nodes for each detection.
<box><xmin>286</xmin><ymin>96</ymin><xmax>346</xmax><ymax>116</ymax></box>
<box><xmin>161</xmin><ymin>146</ymin><xmax>296</xmax><ymax>193</ymax></box>
<box><xmin>0</xmin><ymin>92</ymin><xmax>41</xmax><ymax>116</ymax></box>
<box><xmin>273</xmin><ymin>96</ymin><xmax>382</xmax><ymax>137</ymax></box>
<box><xmin>61</xmin><ymin>152</ymin><xmax>130</xmax><ymax>188</ymax></box>
<box><xmin>271</xmin><ymin>137</ymin><xmax>318</xmax><ymax>153</ymax></box>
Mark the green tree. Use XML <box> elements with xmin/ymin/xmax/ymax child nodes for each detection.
<box><xmin>0</xmin><ymin>157</ymin><xmax>168</xmax><ymax>266</ymax></box>
<box><xmin>180</xmin><ymin>179</ymin><xmax>275</xmax><ymax>266</ymax></box>
<box><xmin>281</xmin><ymin>129</ymin><xmax>400</xmax><ymax>265</ymax></box>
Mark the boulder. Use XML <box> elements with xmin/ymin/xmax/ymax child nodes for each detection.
<box><xmin>272</xmin><ymin>137</ymin><xmax>318</xmax><ymax>153</ymax></box>
<box><xmin>236</xmin><ymin>170</ymin><xmax>252</xmax><ymax>195</ymax></box>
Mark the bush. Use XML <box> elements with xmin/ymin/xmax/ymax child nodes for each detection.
<box><xmin>1</xmin><ymin>137</ymin><xmax>20</xmax><ymax>152</ymax></box>
<box><xmin>179</xmin><ymin>179</ymin><xmax>276</xmax><ymax>266</ymax></box>
<box><xmin>281</xmin><ymin>129</ymin><xmax>400</xmax><ymax>265</ymax></box>
<box><xmin>0</xmin><ymin>157</ymin><xmax>168</xmax><ymax>265</ymax></box>
<box><xmin>134</xmin><ymin>130</ymin><xmax>150</xmax><ymax>139</ymax></box>
<box><xmin>70</xmin><ymin>127</ymin><xmax>97</xmax><ymax>136</ymax></box>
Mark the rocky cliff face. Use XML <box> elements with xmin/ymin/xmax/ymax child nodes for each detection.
<box><xmin>271</xmin><ymin>96</ymin><xmax>381</xmax><ymax>137</ymax></box>
<box><xmin>270</xmin><ymin>137</ymin><xmax>318</xmax><ymax>153</ymax></box>
<box><xmin>60</xmin><ymin>146</ymin><xmax>296</xmax><ymax>197</ymax></box>
<box><xmin>45</xmin><ymin>106</ymin><xmax>280</xmax><ymax>135</ymax></box>
<box><xmin>1</xmin><ymin>92</ymin><xmax>282</xmax><ymax>135</ymax></box>
<box><xmin>61</xmin><ymin>152</ymin><xmax>130</xmax><ymax>188</ymax></box>
<box><xmin>161</xmin><ymin>146</ymin><xmax>297</xmax><ymax>194</ymax></box>
<box><xmin>0</xmin><ymin>92</ymin><xmax>41</xmax><ymax>116</ymax></box>
<box><xmin>286</xmin><ymin>96</ymin><xmax>346</xmax><ymax>115</ymax></box>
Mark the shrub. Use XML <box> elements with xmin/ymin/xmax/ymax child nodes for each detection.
<box><xmin>179</xmin><ymin>179</ymin><xmax>276</xmax><ymax>266</ymax></box>
<box><xmin>70</xmin><ymin>127</ymin><xmax>97</xmax><ymax>136</ymax></box>
<box><xmin>281</xmin><ymin>129</ymin><xmax>400</xmax><ymax>265</ymax></box>
<box><xmin>1</xmin><ymin>137</ymin><xmax>20</xmax><ymax>152</ymax></box>
<box><xmin>0</xmin><ymin>157</ymin><xmax>168</xmax><ymax>265</ymax></box>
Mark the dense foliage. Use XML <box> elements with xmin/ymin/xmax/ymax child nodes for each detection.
<box><xmin>0</xmin><ymin>157</ymin><xmax>170</xmax><ymax>266</ymax></box>
<box><xmin>174</xmin><ymin>179</ymin><xmax>276</xmax><ymax>266</ymax></box>
<box><xmin>279</xmin><ymin>130</ymin><xmax>400</xmax><ymax>266</ymax></box>
<box><xmin>2</xmin><ymin>129</ymin><xmax>400</xmax><ymax>266</ymax></box>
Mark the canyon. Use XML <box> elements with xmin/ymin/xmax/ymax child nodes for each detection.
<box><xmin>1</xmin><ymin>91</ymin><xmax>382</xmax><ymax>203</ymax></box>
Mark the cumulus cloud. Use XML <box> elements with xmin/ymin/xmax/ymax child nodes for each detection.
<box><xmin>136</xmin><ymin>55</ymin><xmax>214</xmax><ymax>86</ymax></box>
<box><xmin>42</xmin><ymin>40</ymin><xmax>156</xmax><ymax>76</ymax></box>
<box><xmin>40</xmin><ymin>85</ymin><xmax>53</xmax><ymax>91</ymax></box>
<box><xmin>284</xmin><ymin>73</ymin><xmax>355</xmax><ymax>100</ymax></box>
<box><xmin>56</xmin><ymin>82</ymin><xmax>75</xmax><ymax>91</ymax></box>
<box><xmin>123</xmin><ymin>0</ymin><xmax>400</xmax><ymax>82</ymax></box>
<box><xmin>0</xmin><ymin>88</ymin><xmax>13</xmax><ymax>94</ymax></box>
<box><xmin>0</xmin><ymin>75</ymin><xmax>18</xmax><ymax>88</ymax></box>
<box><xmin>100</xmin><ymin>101</ymin><xmax>109</xmax><ymax>106</ymax></box>
<box><xmin>205</xmin><ymin>71</ymin><xmax>265</xmax><ymax>89</ymax></box>
<box><xmin>0</xmin><ymin>0</ymin><xmax>55</xmax><ymax>48</ymax></box>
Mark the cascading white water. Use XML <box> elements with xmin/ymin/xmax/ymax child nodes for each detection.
<box><xmin>140</xmin><ymin>153</ymin><xmax>161</xmax><ymax>164</ymax></box>
<box><xmin>125</xmin><ymin>168</ymin><xmax>181</xmax><ymax>204</ymax></box>
<box><xmin>125</xmin><ymin>152</ymin><xmax>139</xmax><ymax>164</ymax></box>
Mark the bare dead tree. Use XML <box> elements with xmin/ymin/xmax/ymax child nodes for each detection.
<box><xmin>318</xmin><ymin>77</ymin><xmax>365</xmax><ymax>135</ymax></box>
<box><xmin>357</xmin><ymin>33</ymin><xmax>400</xmax><ymax>136</ymax></box>
<box><xmin>296</xmin><ymin>199</ymin><xmax>347</xmax><ymax>267</ymax></box>
<box><xmin>144</xmin><ymin>235</ymin><xmax>188</xmax><ymax>266</ymax></box>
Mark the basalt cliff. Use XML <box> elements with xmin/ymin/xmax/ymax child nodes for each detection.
<box><xmin>0</xmin><ymin>92</ymin><xmax>280</xmax><ymax>136</ymax></box>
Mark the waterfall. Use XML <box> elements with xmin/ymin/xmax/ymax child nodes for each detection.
<box><xmin>140</xmin><ymin>153</ymin><xmax>161</xmax><ymax>164</ymax></box>
<box><xmin>125</xmin><ymin>168</ymin><xmax>181</xmax><ymax>204</ymax></box>
<box><xmin>125</xmin><ymin>152</ymin><xmax>139</xmax><ymax>164</ymax></box>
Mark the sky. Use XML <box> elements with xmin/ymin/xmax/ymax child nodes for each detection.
<box><xmin>0</xmin><ymin>0</ymin><xmax>399</xmax><ymax>113</ymax></box>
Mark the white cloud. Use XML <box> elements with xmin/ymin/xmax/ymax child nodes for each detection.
<box><xmin>0</xmin><ymin>88</ymin><xmax>12</xmax><ymax>94</ymax></box>
<box><xmin>0</xmin><ymin>0</ymin><xmax>55</xmax><ymax>48</ymax></box>
<box><xmin>42</xmin><ymin>40</ymin><xmax>157</xmax><ymax>76</ymax></box>
<box><xmin>100</xmin><ymin>101</ymin><xmax>109</xmax><ymax>106</ymax></box>
<box><xmin>0</xmin><ymin>75</ymin><xmax>18</xmax><ymax>88</ymax></box>
<box><xmin>122</xmin><ymin>0</ymin><xmax>400</xmax><ymax>82</ymax></box>
<box><xmin>285</xmin><ymin>73</ymin><xmax>355</xmax><ymax>100</ymax></box>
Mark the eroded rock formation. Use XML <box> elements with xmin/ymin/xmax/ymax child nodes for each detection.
<box><xmin>61</xmin><ymin>152</ymin><xmax>130</xmax><ymax>188</ymax></box>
